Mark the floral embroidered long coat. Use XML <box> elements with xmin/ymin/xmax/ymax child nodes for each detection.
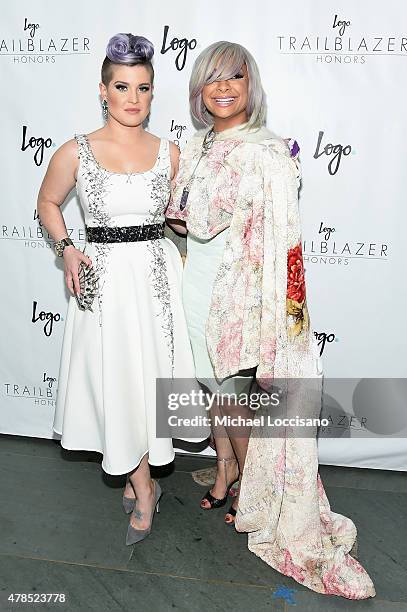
<box><xmin>167</xmin><ymin>125</ymin><xmax>376</xmax><ymax>600</ymax></box>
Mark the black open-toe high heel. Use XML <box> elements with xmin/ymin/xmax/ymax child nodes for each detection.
<box><xmin>200</xmin><ymin>457</ymin><xmax>239</xmax><ymax>510</ymax></box>
<box><xmin>225</xmin><ymin>504</ymin><xmax>237</xmax><ymax>525</ymax></box>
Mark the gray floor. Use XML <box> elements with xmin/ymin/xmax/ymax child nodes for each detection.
<box><xmin>0</xmin><ymin>434</ymin><xmax>406</xmax><ymax>612</ymax></box>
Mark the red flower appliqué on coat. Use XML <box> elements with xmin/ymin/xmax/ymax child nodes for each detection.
<box><xmin>286</xmin><ymin>243</ymin><xmax>309</xmax><ymax>338</ymax></box>
<box><xmin>287</xmin><ymin>244</ymin><xmax>305</xmax><ymax>303</ymax></box>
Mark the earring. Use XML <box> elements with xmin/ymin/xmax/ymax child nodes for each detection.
<box><xmin>102</xmin><ymin>99</ymin><xmax>108</xmax><ymax>122</ymax></box>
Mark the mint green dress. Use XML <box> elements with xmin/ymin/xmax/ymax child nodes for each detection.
<box><xmin>182</xmin><ymin>229</ymin><xmax>254</xmax><ymax>394</ymax></box>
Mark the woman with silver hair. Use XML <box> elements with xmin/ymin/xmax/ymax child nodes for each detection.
<box><xmin>37</xmin><ymin>33</ymin><xmax>208</xmax><ymax>547</ymax></box>
<box><xmin>167</xmin><ymin>40</ymin><xmax>375</xmax><ymax>599</ymax></box>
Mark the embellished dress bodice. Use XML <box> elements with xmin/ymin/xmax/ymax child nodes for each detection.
<box><xmin>73</xmin><ymin>134</ymin><xmax>173</xmax><ymax>334</ymax></box>
<box><xmin>75</xmin><ymin>134</ymin><xmax>170</xmax><ymax>228</ymax></box>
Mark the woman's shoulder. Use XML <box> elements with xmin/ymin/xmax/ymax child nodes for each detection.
<box><xmin>257</xmin><ymin>135</ymin><xmax>301</xmax><ymax>184</ymax></box>
<box><xmin>59</xmin><ymin>138</ymin><xmax>79</xmax><ymax>153</ymax></box>
<box><xmin>50</xmin><ymin>138</ymin><xmax>80</xmax><ymax>165</ymax></box>
<box><xmin>225</xmin><ymin>131</ymin><xmax>293</xmax><ymax>165</ymax></box>
<box><xmin>142</xmin><ymin>132</ymin><xmax>178</xmax><ymax>176</ymax></box>
<box><xmin>146</xmin><ymin>133</ymin><xmax>178</xmax><ymax>164</ymax></box>
<box><xmin>139</xmin><ymin>131</ymin><xmax>176</xmax><ymax>157</ymax></box>
<box><xmin>76</xmin><ymin>127</ymin><xmax>104</xmax><ymax>145</ymax></box>
<box><xmin>257</xmin><ymin>129</ymin><xmax>300</xmax><ymax>160</ymax></box>
<box><xmin>238</xmin><ymin>130</ymin><xmax>301</xmax><ymax>183</ymax></box>
<box><xmin>41</xmin><ymin>137</ymin><xmax>80</xmax><ymax>181</ymax></box>
<box><xmin>143</xmin><ymin>131</ymin><xmax>162</xmax><ymax>146</ymax></box>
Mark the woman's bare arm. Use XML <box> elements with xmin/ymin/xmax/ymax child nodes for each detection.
<box><xmin>167</xmin><ymin>141</ymin><xmax>187</xmax><ymax>235</ymax></box>
<box><xmin>37</xmin><ymin>139</ymin><xmax>78</xmax><ymax>240</ymax></box>
<box><xmin>37</xmin><ymin>140</ymin><xmax>91</xmax><ymax>295</ymax></box>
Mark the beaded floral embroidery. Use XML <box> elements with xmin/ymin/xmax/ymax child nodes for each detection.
<box><xmin>75</xmin><ymin>134</ymin><xmax>114</xmax><ymax>324</ymax></box>
<box><xmin>145</xmin><ymin>139</ymin><xmax>172</xmax><ymax>220</ymax></box>
<box><xmin>146</xmin><ymin>140</ymin><xmax>175</xmax><ymax>377</ymax></box>
<box><xmin>147</xmin><ymin>240</ymin><xmax>175</xmax><ymax>377</ymax></box>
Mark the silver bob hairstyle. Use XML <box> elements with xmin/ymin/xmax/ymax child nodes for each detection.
<box><xmin>189</xmin><ymin>41</ymin><xmax>266</xmax><ymax>130</ymax></box>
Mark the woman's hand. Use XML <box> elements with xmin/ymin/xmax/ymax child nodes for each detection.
<box><xmin>63</xmin><ymin>246</ymin><xmax>92</xmax><ymax>295</ymax></box>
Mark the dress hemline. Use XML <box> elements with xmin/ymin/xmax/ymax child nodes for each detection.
<box><xmin>52</xmin><ymin>427</ymin><xmax>175</xmax><ymax>475</ymax></box>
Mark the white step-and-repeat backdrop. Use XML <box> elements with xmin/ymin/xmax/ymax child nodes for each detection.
<box><xmin>1</xmin><ymin>0</ymin><xmax>406</xmax><ymax>469</ymax></box>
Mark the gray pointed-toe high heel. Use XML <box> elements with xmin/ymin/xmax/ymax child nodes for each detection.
<box><xmin>122</xmin><ymin>476</ymin><xmax>136</xmax><ymax>514</ymax></box>
<box><xmin>122</xmin><ymin>494</ymin><xmax>136</xmax><ymax>514</ymax></box>
<box><xmin>126</xmin><ymin>480</ymin><xmax>162</xmax><ymax>546</ymax></box>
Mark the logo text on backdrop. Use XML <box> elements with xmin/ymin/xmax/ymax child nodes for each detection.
<box><xmin>31</xmin><ymin>301</ymin><xmax>61</xmax><ymax>337</ymax></box>
<box><xmin>21</xmin><ymin>126</ymin><xmax>52</xmax><ymax>166</ymax></box>
<box><xmin>313</xmin><ymin>131</ymin><xmax>352</xmax><ymax>175</ymax></box>
<box><xmin>276</xmin><ymin>14</ymin><xmax>407</xmax><ymax>64</ymax></box>
<box><xmin>160</xmin><ymin>26</ymin><xmax>197</xmax><ymax>70</ymax></box>
<box><xmin>170</xmin><ymin>120</ymin><xmax>187</xmax><ymax>146</ymax></box>
<box><xmin>0</xmin><ymin>18</ymin><xmax>91</xmax><ymax>63</ymax></box>
<box><xmin>23</xmin><ymin>18</ymin><xmax>40</xmax><ymax>39</ymax></box>
<box><xmin>332</xmin><ymin>15</ymin><xmax>351</xmax><ymax>37</ymax></box>
<box><xmin>303</xmin><ymin>222</ymin><xmax>388</xmax><ymax>266</ymax></box>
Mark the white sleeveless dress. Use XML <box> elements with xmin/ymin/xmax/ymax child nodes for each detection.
<box><xmin>53</xmin><ymin>134</ymin><xmax>203</xmax><ymax>475</ymax></box>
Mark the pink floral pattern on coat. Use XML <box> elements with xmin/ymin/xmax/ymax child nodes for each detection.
<box><xmin>278</xmin><ymin>550</ymin><xmax>306</xmax><ymax>583</ymax></box>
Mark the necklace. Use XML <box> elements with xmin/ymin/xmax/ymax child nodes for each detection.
<box><xmin>180</xmin><ymin>128</ymin><xmax>217</xmax><ymax>210</ymax></box>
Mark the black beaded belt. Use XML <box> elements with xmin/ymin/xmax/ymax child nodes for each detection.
<box><xmin>86</xmin><ymin>223</ymin><xmax>165</xmax><ymax>243</ymax></box>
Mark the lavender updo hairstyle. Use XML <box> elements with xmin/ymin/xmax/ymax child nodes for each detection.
<box><xmin>189</xmin><ymin>41</ymin><xmax>266</xmax><ymax>130</ymax></box>
<box><xmin>101</xmin><ymin>33</ymin><xmax>155</xmax><ymax>85</ymax></box>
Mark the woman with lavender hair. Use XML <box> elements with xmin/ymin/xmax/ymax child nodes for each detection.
<box><xmin>37</xmin><ymin>33</ymin><xmax>208</xmax><ymax>546</ymax></box>
<box><xmin>167</xmin><ymin>40</ymin><xmax>376</xmax><ymax>599</ymax></box>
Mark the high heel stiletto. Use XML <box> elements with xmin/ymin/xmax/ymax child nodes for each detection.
<box><xmin>225</xmin><ymin>505</ymin><xmax>237</xmax><ymax>525</ymax></box>
<box><xmin>123</xmin><ymin>494</ymin><xmax>136</xmax><ymax>514</ymax></box>
<box><xmin>201</xmin><ymin>457</ymin><xmax>239</xmax><ymax>510</ymax></box>
<box><xmin>126</xmin><ymin>480</ymin><xmax>162</xmax><ymax>546</ymax></box>
<box><xmin>225</xmin><ymin>479</ymin><xmax>240</xmax><ymax>525</ymax></box>
<box><xmin>122</xmin><ymin>475</ymin><xmax>136</xmax><ymax>514</ymax></box>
